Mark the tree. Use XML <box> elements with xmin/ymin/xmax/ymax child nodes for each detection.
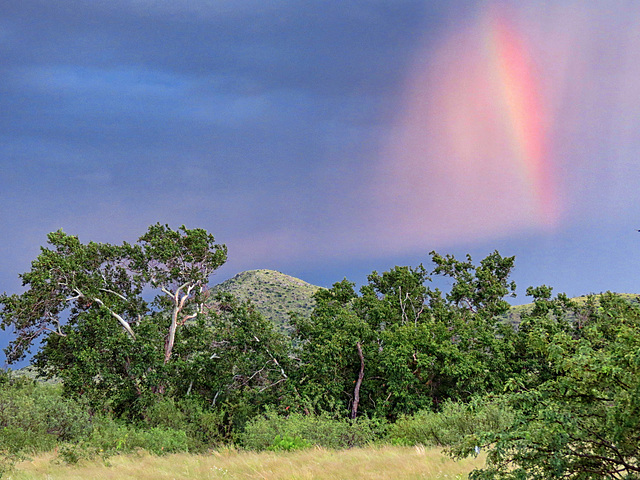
<box><xmin>1</xmin><ymin>230</ymin><xmax>145</xmax><ymax>363</ymax></box>
<box><xmin>430</xmin><ymin>250</ymin><xmax>516</xmax><ymax>320</ymax></box>
<box><xmin>292</xmin><ymin>251</ymin><xmax>521</xmax><ymax>420</ymax></box>
<box><xmin>462</xmin><ymin>292</ymin><xmax>640</xmax><ymax>480</ymax></box>
<box><xmin>131</xmin><ymin>224</ymin><xmax>227</xmax><ymax>363</ymax></box>
<box><xmin>0</xmin><ymin>224</ymin><xmax>227</xmax><ymax>409</ymax></box>
<box><xmin>292</xmin><ymin>278</ymin><xmax>370</xmax><ymax>416</ymax></box>
<box><xmin>167</xmin><ymin>292</ymin><xmax>291</xmax><ymax>430</ymax></box>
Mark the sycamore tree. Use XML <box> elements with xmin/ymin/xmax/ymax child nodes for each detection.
<box><xmin>131</xmin><ymin>223</ymin><xmax>227</xmax><ymax>364</ymax></box>
<box><xmin>292</xmin><ymin>278</ymin><xmax>373</xmax><ymax>418</ymax></box>
<box><xmin>0</xmin><ymin>224</ymin><xmax>227</xmax><ymax>412</ymax></box>
<box><xmin>168</xmin><ymin>292</ymin><xmax>291</xmax><ymax>429</ymax></box>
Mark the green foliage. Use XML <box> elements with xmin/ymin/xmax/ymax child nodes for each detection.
<box><xmin>0</xmin><ymin>224</ymin><xmax>290</xmax><ymax>429</ymax></box>
<box><xmin>56</xmin><ymin>443</ymin><xmax>91</xmax><ymax>465</ymax></box>
<box><xmin>121</xmin><ymin>427</ymin><xmax>190</xmax><ymax>455</ymax></box>
<box><xmin>462</xmin><ymin>292</ymin><xmax>640</xmax><ymax>479</ymax></box>
<box><xmin>165</xmin><ymin>292</ymin><xmax>292</xmax><ymax>433</ymax></box>
<box><xmin>241</xmin><ymin>409</ymin><xmax>386</xmax><ymax>450</ymax></box>
<box><xmin>1</xmin><ymin>224</ymin><xmax>236</xmax><ymax>417</ymax></box>
<box><xmin>8</xmin><ymin>229</ymin><xmax>640</xmax><ymax>480</ymax></box>
<box><xmin>268</xmin><ymin>434</ymin><xmax>311</xmax><ymax>451</ymax></box>
<box><xmin>0</xmin><ymin>379</ymin><xmax>92</xmax><ymax>454</ymax></box>
<box><xmin>430</xmin><ymin>250</ymin><xmax>516</xmax><ymax>319</ymax></box>
<box><xmin>388</xmin><ymin>396</ymin><xmax>514</xmax><ymax>448</ymax></box>
<box><xmin>138</xmin><ymin>396</ymin><xmax>230</xmax><ymax>449</ymax></box>
<box><xmin>292</xmin><ymin>251</ymin><xmax>521</xmax><ymax>420</ymax></box>
<box><xmin>54</xmin><ymin>423</ymin><xmax>191</xmax><ymax>463</ymax></box>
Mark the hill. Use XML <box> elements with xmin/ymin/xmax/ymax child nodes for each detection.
<box><xmin>211</xmin><ymin>269</ymin><xmax>322</xmax><ymax>334</ymax></box>
<box><xmin>505</xmin><ymin>292</ymin><xmax>640</xmax><ymax>325</ymax></box>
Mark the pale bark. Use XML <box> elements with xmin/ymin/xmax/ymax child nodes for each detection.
<box><xmin>163</xmin><ymin>282</ymin><xmax>200</xmax><ymax>363</ymax></box>
<box><xmin>64</xmin><ymin>286</ymin><xmax>137</xmax><ymax>340</ymax></box>
<box><xmin>91</xmin><ymin>296</ymin><xmax>137</xmax><ymax>340</ymax></box>
<box><xmin>351</xmin><ymin>341</ymin><xmax>365</xmax><ymax>420</ymax></box>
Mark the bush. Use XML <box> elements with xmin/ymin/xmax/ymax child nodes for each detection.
<box><xmin>142</xmin><ymin>397</ymin><xmax>187</xmax><ymax>430</ymax></box>
<box><xmin>86</xmin><ymin>417</ymin><xmax>190</xmax><ymax>456</ymax></box>
<box><xmin>140</xmin><ymin>396</ymin><xmax>231</xmax><ymax>450</ymax></box>
<box><xmin>125</xmin><ymin>427</ymin><xmax>190</xmax><ymax>455</ymax></box>
<box><xmin>241</xmin><ymin>409</ymin><xmax>386</xmax><ymax>450</ymax></box>
<box><xmin>268</xmin><ymin>434</ymin><xmax>311</xmax><ymax>451</ymax></box>
<box><xmin>0</xmin><ymin>379</ymin><xmax>92</xmax><ymax>454</ymax></box>
<box><xmin>0</xmin><ymin>376</ymin><xmax>231</xmax><ymax>463</ymax></box>
<box><xmin>56</xmin><ymin>443</ymin><xmax>94</xmax><ymax>465</ymax></box>
<box><xmin>0</xmin><ymin>426</ymin><xmax>56</xmax><ymax>455</ymax></box>
<box><xmin>388</xmin><ymin>396</ymin><xmax>513</xmax><ymax>447</ymax></box>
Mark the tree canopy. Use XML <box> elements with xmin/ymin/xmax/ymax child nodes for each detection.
<box><xmin>460</xmin><ymin>291</ymin><xmax>640</xmax><ymax>480</ymax></box>
<box><xmin>292</xmin><ymin>251</ymin><xmax>520</xmax><ymax>419</ymax></box>
<box><xmin>0</xmin><ymin>224</ymin><xmax>227</xmax><ymax>364</ymax></box>
<box><xmin>0</xmin><ymin>224</ymin><xmax>285</xmax><ymax>416</ymax></box>
<box><xmin>2</xmin><ymin>225</ymin><xmax>640</xmax><ymax>480</ymax></box>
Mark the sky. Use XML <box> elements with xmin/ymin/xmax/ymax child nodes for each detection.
<box><xmin>2</xmin><ymin>1</ymin><xmax>640</xmax><ymax>363</ymax></box>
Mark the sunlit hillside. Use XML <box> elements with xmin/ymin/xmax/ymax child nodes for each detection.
<box><xmin>212</xmin><ymin>269</ymin><xmax>322</xmax><ymax>334</ymax></box>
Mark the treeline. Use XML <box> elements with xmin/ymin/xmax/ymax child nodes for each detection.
<box><xmin>1</xmin><ymin>224</ymin><xmax>639</xmax><ymax>479</ymax></box>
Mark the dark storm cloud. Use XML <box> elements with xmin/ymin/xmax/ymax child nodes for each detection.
<box><xmin>0</xmin><ymin>0</ymin><xmax>438</xmax><ymax>188</ymax></box>
<box><xmin>1</xmin><ymin>0</ymin><xmax>432</xmax><ymax>95</ymax></box>
<box><xmin>0</xmin><ymin>1</ymin><xmax>450</xmax><ymax>299</ymax></box>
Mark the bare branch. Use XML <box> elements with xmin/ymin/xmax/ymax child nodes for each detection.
<box><xmin>258</xmin><ymin>378</ymin><xmax>287</xmax><ymax>393</ymax></box>
<box><xmin>91</xmin><ymin>297</ymin><xmax>136</xmax><ymax>340</ymax></box>
<box><xmin>99</xmin><ymin>288</ymin><xmax>129</xmax><ymax>302</ymax></box>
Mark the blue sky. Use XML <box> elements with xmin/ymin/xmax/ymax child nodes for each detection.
<box><xmin>2</xmin><ymin>1</ymin><xmax>640</xmax><ymax>364</ymax></box>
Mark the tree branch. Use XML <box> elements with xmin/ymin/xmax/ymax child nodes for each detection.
<box><xmin>351</xmin><ymin>341</ymin><xmax>365</xmax><ymax>420</ymax></box>
<box><xmin>91</xmin><ymin>297</ymin><xmax>136</xmax><ymax>340</ymax></box>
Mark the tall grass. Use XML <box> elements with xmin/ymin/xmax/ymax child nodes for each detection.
<box><xmin>10</xmin><ymin>446</ymin><xmax>485</xmax><ymax>480</ymax></box>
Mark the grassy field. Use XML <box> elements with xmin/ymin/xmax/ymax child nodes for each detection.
<box><xmin>9</xmin><ymin>446</ymin><xmax>486</xmax><ymax>480</ymax></box>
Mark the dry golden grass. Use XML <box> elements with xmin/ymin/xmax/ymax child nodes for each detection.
<box><xmin>8</xmin><ymin>445</ymin><xmax>485</xmax><ymax>480</ymax></box>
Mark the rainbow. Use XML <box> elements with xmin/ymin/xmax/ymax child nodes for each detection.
<box><xmin>486</xmin><ymin>8</ymin><xmax>558</xmax><ymax>227</ymax></box>
<box><xmin>374</xmin><ymin>4</ymin><xmax>561</xmax><ymax>250</ymax></box>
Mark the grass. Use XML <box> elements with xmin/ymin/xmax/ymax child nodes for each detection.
<box><xmin>8</xmin><ymin>445</ymin><xmax>486</xmax><ymax>480</ymax></box>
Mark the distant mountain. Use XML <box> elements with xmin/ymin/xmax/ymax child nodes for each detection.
<box><xmin>211</xmin><ymin>269</ymin><xmax>322</xmax><ymax>334</ymax></box>
<box><xmin>11</xmin><ymin>364</ymin><xmax>60</xmax><ymax>384</ymax></box>
<box><xmin>505</xmin><ymin>292</ymin><xmax>639</xmax><ymax>325</ymax></box>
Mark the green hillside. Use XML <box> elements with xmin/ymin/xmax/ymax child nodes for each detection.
<box><xmin>505</xmin><ymin>292</ymin><xmax>640</xmax><ymax>325</ymax></box>
<box><xmin>211</xmin><ymin>269</ymin><xmax>322</xmax><ymax>333</ymax></box>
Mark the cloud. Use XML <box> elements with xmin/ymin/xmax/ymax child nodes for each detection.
<box><xmin>367</xmin><ymin>1</ymin><xmax>640</xmax><ymax>255</ymax></box>
<box><xmin>1</xmin><ymin>1</ymin><xmax>426</xmax><ymax>97</ymax></box>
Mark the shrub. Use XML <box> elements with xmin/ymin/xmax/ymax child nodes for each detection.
<box><xmin>86</xmin><ymin>417</ymin><xmax>190</xmax><ymax>456</ymax></box>
<box><xmin>0</xmin><ymin>426</ymin><xmax>56</xmax><ymax>455</ymax></box>
<box><xmin>142</xmin><ymin>397</ymin><xmax>187</xmax><ymax>431</ymax></box>
<box><xmin>56</xmin><ymin>443</ymin><xmax>94</xmax><ymax>465</ymax></box>
<box><xmin>268</xmin><ymin>434</ymin><xmax>311</xmax><ymax>451</ymax></box>
<box><xmin>125</xmin><ymin>427</ymin><xmax>190</xmax><ymax>455</ymax></box>
<box><xmin>241</xmin><ymin>409</ymin><xmax>386</xmax><ymax>450</ymax></box>
<box><xmin>140</xmin><ymin>396</ymin><xmax>231</xmax><ymax>450</ymax></box>
<box><xmin>0</xmin><ymin>379</ymin><xmax>92</xmax><ymax>454</ymax></box>
<box><xmin>388</xmin><ymin>396</ymin><xmax>514</xmax><ymax>447</ymax></box>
